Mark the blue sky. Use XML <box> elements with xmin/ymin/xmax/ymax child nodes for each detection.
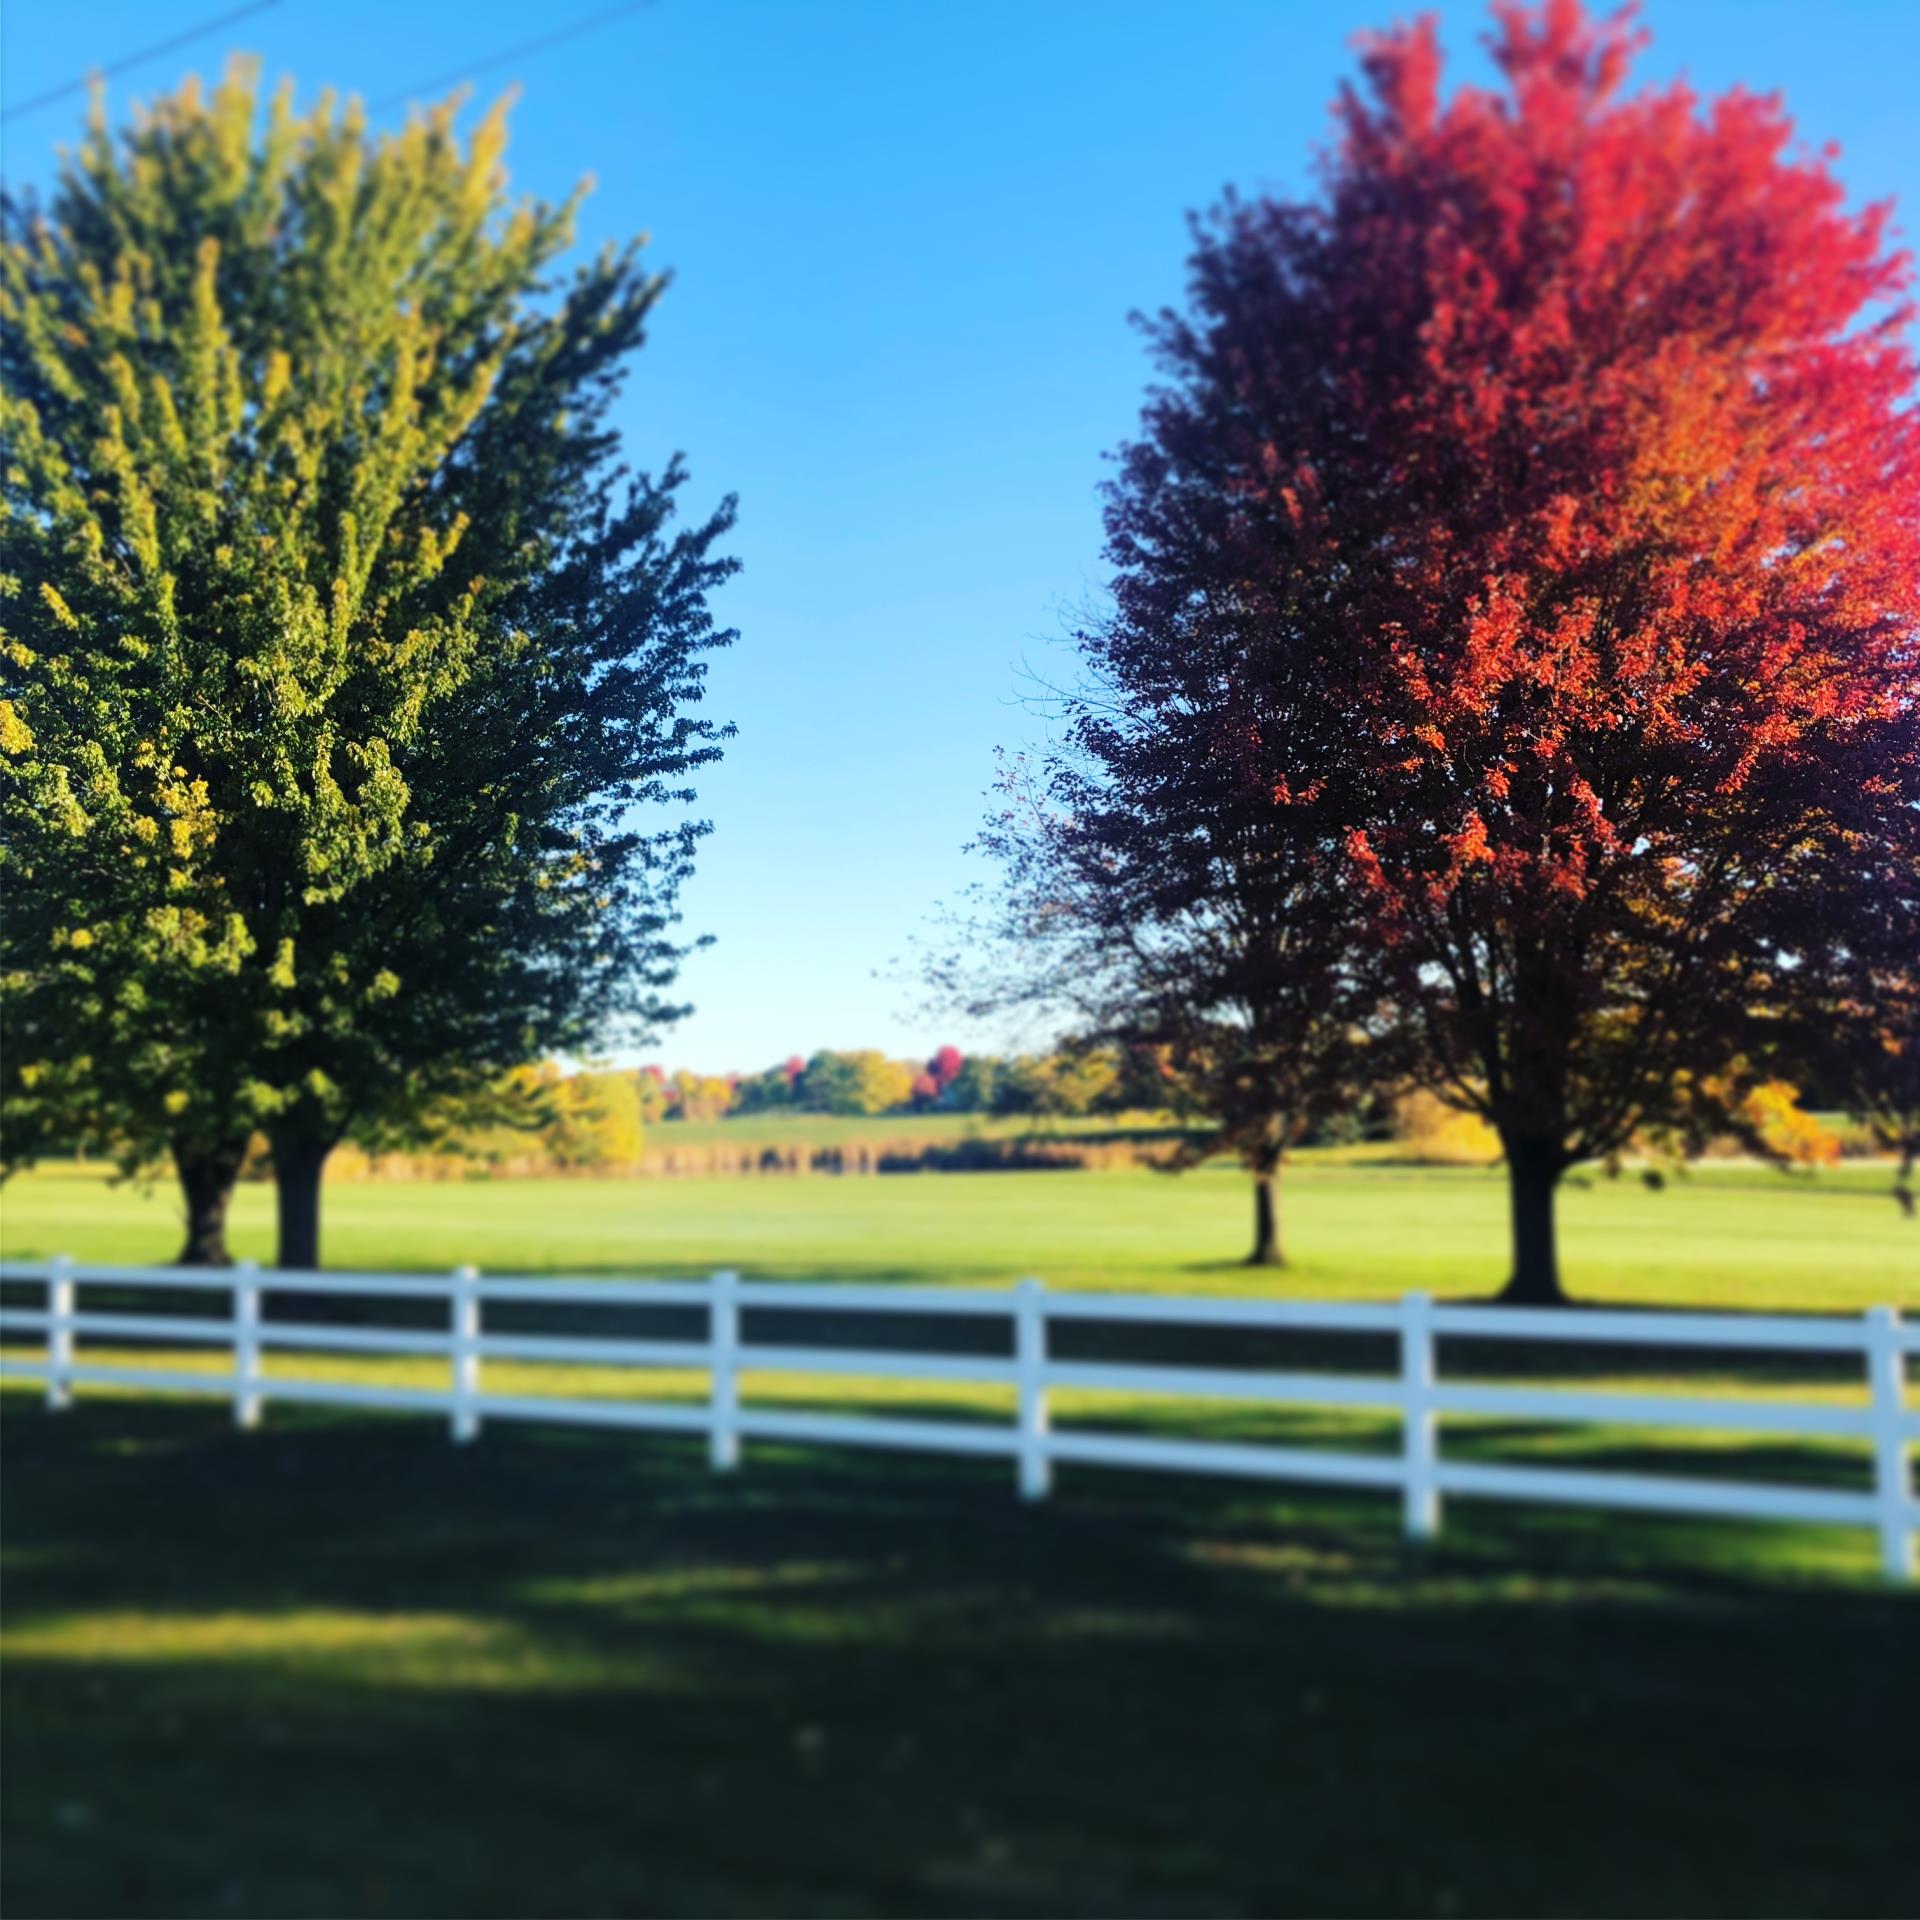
<box><xmin>5</xmin><ymin>0</ymin><xmax>1917</xmax><ymax>1074</ymax></box>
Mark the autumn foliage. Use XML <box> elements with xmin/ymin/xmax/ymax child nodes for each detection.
<box><xmin>1042</xmin><ymin>0</ymin><xmax>1919</xmax><ymax>1299</ymax></box>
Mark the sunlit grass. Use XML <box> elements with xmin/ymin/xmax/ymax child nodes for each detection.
<box><xmin>4</xmin><ymin>1158</ymin><xmax>1914</xmax><ymax>1309</ymax></box>
<box><xmin>3</xmin><ymin>1159</ymin><xmax>1914</xmax><ymax>1914</ymax></box>
<box><xmin>4</xmin><ymin>1608</ymin><xmax>502</xmax><ymax>1663</ymax></box>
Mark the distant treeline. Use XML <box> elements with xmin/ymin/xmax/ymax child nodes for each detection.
<box><xmin>330</xmin><ymin>1126</ymin><xmax>1207</xmax><ymax>1183</ymax></box>
<box><xmin>639</xmin><ymin>1046</ymin><xmax>1172</xmax><ymax>1124</ymax></box>
<box><xmin>293</xmin><ymin>1055</ymin><xmax>1868</xmax><ymax>1183</ymax></box>
<box><xmin>320</xmin><ymin>1046</ymin><xmax>1206</xmax><ymax>1180</ymax></box>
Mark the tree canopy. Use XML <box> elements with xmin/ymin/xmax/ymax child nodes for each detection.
<box><xmin>970</xmin><ymin>0</ymin><xmax>1919</xmax><ymax>1299</ymax></box>
<box><xmin>0</xmin><ymin>67</ymin><xmax>737</xmax><ymax>1265</ymax></box>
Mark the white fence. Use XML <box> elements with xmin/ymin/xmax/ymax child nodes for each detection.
<box><xmin>1</xmin><ymin>1259</ymin><xmax>1914</xmax><ymax>1581</ymax></box>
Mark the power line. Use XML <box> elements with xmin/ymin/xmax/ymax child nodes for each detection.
<box><xmin>2</xmin><ymin>0</ymin><xmax>283</xmax><ymax>124</ymax></box>
<box><xmin>370</xmin><ymin>0</ymin><xmax>654</xmax><ymax>113</ymax></box>
<box><xmin>3</xmin><ymin>0</ymin><xmax>652</xmax><ymax>133</ymax></box>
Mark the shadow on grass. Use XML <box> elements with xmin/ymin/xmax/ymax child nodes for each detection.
<box><xmin>7</xmin><ymin>1279</ymin><xmax>1883</xmax><ymax>1400</ymax></box>
<box><xmin>3</xmin><ymin>1395</ymin><xmax>1915</xmax><ymax>1920</ymax></box>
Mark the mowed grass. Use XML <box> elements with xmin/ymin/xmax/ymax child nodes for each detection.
<box><xmin>3</xmin><ymin>1398</ymin><xmax>1917</xmax><ymax>1918</ymax></box>
<box><xmin>4</xmin><ymin>1156</ymin><xmax>1916</xmax><ymax>1307</ymax></box>
<box><xmin>2</xmin><ymin>1161</ymin><xmax>1915</xmax><ymax>1915</ymax></box>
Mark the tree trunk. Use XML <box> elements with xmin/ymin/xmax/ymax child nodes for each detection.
<box><xmin>1247</xmin><ymin>1162</ymin><xmax>1285</xmax><ymax>1268</ymax></box>
<box><xmin>271</xmin><ymin>1136</ymin><xmax>332</xmax><ymax>1272</ymax></box>
<box><xmin>173</xmin><ymin>1139</ymin><xmax>248</xmax><ymax>1267</ymax></box>
<box><xmin>1499</xmin><ymin>1139</ymin><xmax>1567</xmax><ymax>1305</ymax></box>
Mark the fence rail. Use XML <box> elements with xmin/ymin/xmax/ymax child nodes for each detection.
<box><xmin>1</xmin><ymin>1259</ymin><xmax>1914</xmax><ymax>1580</ymax></box>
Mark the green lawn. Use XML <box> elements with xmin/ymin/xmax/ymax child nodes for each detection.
<box><xmin>4</xmin><ymin>1157</ymin><xmax>1915</xmax><ymax>1309</ymax></box>
<box><xmin>3</xmin><ymin>1397</ymin><xmax>1916</xmax><ymax>1918</ymax></box>
<box><xmin>3</xmin><ymin>1161</ymin><xmax>1915</xmax><ymax>1916</ymax></box>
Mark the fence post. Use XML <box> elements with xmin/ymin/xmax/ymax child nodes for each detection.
<box><xmin>1867</xmin><ymin>1307</ymin><xmax>1914</xmax><ymax>1583</ymax></box>
<box><xmin>46</xmin><ymin>1254</ymin><xmax>74</xmax><ymax>1412</ymax></box>
<box><xmin>451</xmin><ymin>1266</ymin><xmax>481</xmax><ymax>1444</ymax></box>
<box><xmin>709</xmin><ymin>1269</ymin><xmax>741</xmax><ymax>1471</ymax></box>
<box><xmin>1016</xmin><ymin>1277</ymin><xmax>1052</xmax><ymax>1500</ymax></box>
<box><xmin>1401</xmin><ymin>1291</ymin><xmax>1439</xmax><ymax>1542</ymax></box>
<box><xmin>233</xmin><ymin>1260</ymin><xmax>263</xmax><ymax>1430</ymax></box>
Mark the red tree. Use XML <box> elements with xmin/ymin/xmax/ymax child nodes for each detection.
<box><xmin>1114</xmin><ymin>0</ymin><xmax>1919</xmax><ymax>1300</ymax></box>
<box><xmin>1771</xmin><ymin>710</ymin><xmax>1920</xmax><ymax>1208</ymax></box>
<box><xmin>929</xmin><ymin>1045</ymin><xmax>965</xmax><ymax>1089</ymax></box>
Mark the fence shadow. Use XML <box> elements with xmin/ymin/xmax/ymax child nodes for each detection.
<box><xmin>2</xmin><ymin>1395</ymin><xmax>1914</xmax><ymax>1919</ymax></box>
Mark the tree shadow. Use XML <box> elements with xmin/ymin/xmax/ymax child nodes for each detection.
<box><xmin>2</xmin><ymin>1396</ymin><xmax>1914</xmax><ymax>1918</ymax></box>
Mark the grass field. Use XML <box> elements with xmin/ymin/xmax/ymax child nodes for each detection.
<box><xmin>4</xmin><ymin>1156</ymin><xmax>1915</xmax><ymax>1308</ymax></box>
<box><xmin>3</xmin><ymin>1399</ymin><xmax>1916</xmax><ymax>1918</ymax></box>
<box><xmin>3</xmin><ymin>1161</ymin><xmax>1915</xmax><ymax>1915</ymax></box>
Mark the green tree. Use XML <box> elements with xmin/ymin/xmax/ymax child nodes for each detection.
<box><xmin>989</xmin><ymin>1051</ymin><xmax>1122</xmax><ymax>1120</ymax></box>
<box><xmin>730</xmin><ymin>1063</ymin><xmax>798</xmax><ymax>1114</ymax></box>
<box><xmin>941</xmin><ymin>1054</ymin><xmax>1003</xmax><ymax>1113</ymax></box>
<box><xmin>1</xmin><ymin>69</ymin><xmax>736</xmax><ymax>1265</ymax></box>
<box><xmin>798</xmin><ymin>1050</ymin><xmax>916</xmax><ymax>1116</ymax></box>
<box><xmin>667</xmin><ymin>1070</ymin><xmax>735</xmax><ymax>1124</ymax></box>
<box><xmin>633</xmin><ymin>1067</ymin><xmax>673</xmax><ymax>1127</ymax></box>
